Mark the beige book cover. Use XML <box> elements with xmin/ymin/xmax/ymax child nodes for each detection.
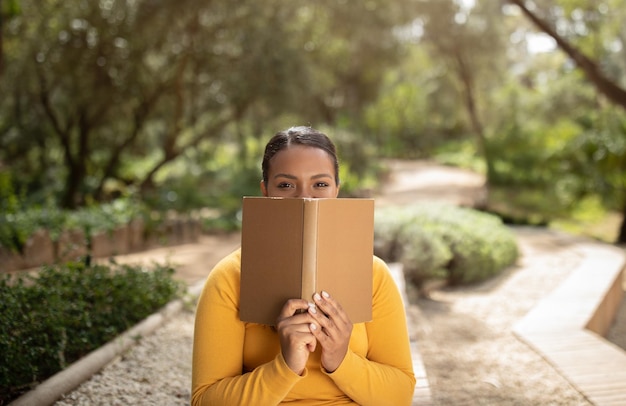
<box><xmin>239</xmin><ymin>197</ymin><xmax>374</xmax><ymax>325</ymax></box>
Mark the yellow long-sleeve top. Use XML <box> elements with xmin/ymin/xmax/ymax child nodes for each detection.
<box><xmin>192</xmin><ymin>249</ymin><xmax>416</xmax><ymax>406</ymax></box>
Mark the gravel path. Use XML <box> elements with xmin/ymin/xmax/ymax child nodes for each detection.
<box><xmin>56</xmin><ymin>311</ymin><xmax>194</xmax><ymax>406</ymax></box>
<box><xmin>51</xmin><ymin>161</ymin><xmax>625</xmax><ymax>405</ymax></box>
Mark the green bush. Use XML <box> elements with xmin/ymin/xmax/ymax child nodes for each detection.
<box><xmin>374</xmin><ymin>208</ymin><xmax>451</xmax><ymax>286</ymax></box>
<box><xmin>375</xmin><ymin>204</ymin><xmax>519</xmax><ymax>287</ymax></box>
<box><xmin>0</xmin><ymin>260</ymin><xmax>184</xmax><ymax>403</ymax></box>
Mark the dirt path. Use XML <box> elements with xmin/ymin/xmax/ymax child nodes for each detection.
<box><xmin>376</xmin><ymin>159</ymin><xmax>486</xmax><ymax>207</ymax></box>
<box><xmin>105</xmin><ymin>232</ymin><xmax>241</xmax><ymax>286</ymax></box>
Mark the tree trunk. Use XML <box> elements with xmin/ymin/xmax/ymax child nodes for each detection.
<box><xmin>453</xmin><ymin>49</ymin><xmax>495</xmax><ymax>187</ymax></box>
<box><xmin>61</xmin><ymin>160</ymin><xmax>83</xmax><ymax>209</ymax></box>
<box><xmin>618</xmin><ymin>203</ymin><xmax>626</xmax><ymax>244</ymax></box>
<box><xmin>61</xmin><ymin>111</ymin><xmax>90</xmax><ymax>209</ymax></box>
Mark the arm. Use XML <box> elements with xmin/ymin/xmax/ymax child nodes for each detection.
<box><xmin>191</xmin><ymin>252</ymin><xmax>303</xmax><ymax>406</ymax></box>
<box><xmin>321</xmin><ymin>257</ymin><xmax>416</xmax><ymax>406</ymax></box>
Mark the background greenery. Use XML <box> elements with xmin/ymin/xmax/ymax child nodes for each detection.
<box><xmin>2</xmin><ymin>1</ymin><xmax>625</xmax><ymax>400</ymax></box>
<box><xmin>1</xmin><ymin>0</ymin><xmax>625</xmax><ymax>243</ymax></box>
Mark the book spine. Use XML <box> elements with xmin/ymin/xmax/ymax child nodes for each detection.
<box><xmin>301</xmin><ymin>200</ymin><xmax>319</xmax><ymax>301</ymax></box>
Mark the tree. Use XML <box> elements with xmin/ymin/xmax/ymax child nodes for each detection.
<box><xmin>508</xmin><ymin>0</ymin><xmax>626</xmax><ymax>242</ymax></box>
<box><xmin>0</xmin><ymin>0</ymin><xmax>421</xmax><ymax>209</ymax></box>
<box><xmin>405</xmin><ymin>1</ymin><xmax>513</xmax><ymax>181</ymax></box>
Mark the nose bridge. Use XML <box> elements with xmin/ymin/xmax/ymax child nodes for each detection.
<box><xmin>296</xmin><ymin>186</ymin><xmax>313</xmax><ymax>198</ymax></box>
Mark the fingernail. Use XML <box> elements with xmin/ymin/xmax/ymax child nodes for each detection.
<box><xmin>322</xmin><ymin>291</ymin><xmax>330</xmax><ymax>298</ymax></box>
<box><xmin>308</xmin><ymin>303</ymin><xmax>317</xmax><ymax>314</ymax></box>
<box><xmin>314</xmin><ymin>293</ymin><xmax>322</xmax><ymax>302</ymax></box>
<box><xmin>310</xmin><ymin>323</ymin><xmax>317</xmax><ymax>331</ymax></box>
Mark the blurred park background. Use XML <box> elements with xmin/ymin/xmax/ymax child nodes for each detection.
<box><xmin>1</xmin><ymin>0</ymin><xmax>625</xmax><ymax>244</ymax></box>
<box><xmin>4</xmin><ymin>2</ymin><xmax>626</xmax><ymax>402</ymax></box>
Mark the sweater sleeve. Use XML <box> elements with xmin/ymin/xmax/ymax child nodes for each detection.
<box><xmin>191</xmin><ymin>251</ymin><xmax>303</xmax><ymax>406</ymax></box>
<box><xmin>326</xmin><ymin>257</ymin><xmax>416</xmax><ymax>406</ymax></box>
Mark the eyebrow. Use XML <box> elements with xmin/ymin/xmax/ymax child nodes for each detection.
<box><xmin>272</xmin><ymin>173</ymin><xmax>333</xmax><ymax>180</ymax></box>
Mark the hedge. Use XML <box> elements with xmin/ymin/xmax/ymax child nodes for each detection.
<box><xmin>0</xmin><ymin>260</ymin><xmax>184</xmax><ymax>403</ymax></box>
<box><xmin>374</xmin><ymin>204</ymin><xmax>519</xmax><ymax>287</ymax></box>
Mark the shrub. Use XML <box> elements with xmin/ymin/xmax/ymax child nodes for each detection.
<box><xmin>0</xmin><ymin>260</ymin><xmax>184</xmax><ymax>403</ymax></box>
<box><xmin>375</xmin><ymin>204</ymin><xmax>519</xmax><ymax>287</ymax></box>
<box><xmin>374</xmin><ymin>208</ymin><xmax>451</xmax><ymax>286</ymax></box>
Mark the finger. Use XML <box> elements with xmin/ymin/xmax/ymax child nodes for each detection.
<box><xmin>307</xmin><ymin>305</ymin><xmax>332</xmax><ymax>336</ymax></box>
<box><xmin>277</xmin><ymin>298</ymin><xmax>315</xmax><ymax>321</ymax></box>
<box><xmin>313</xmin><ymin>291</ymin><xmax>351</xmax><ymax>325</ymax></box>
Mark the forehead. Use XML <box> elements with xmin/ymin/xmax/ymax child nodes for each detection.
<box><xmin>268</xmin><ymin>145</ymin><xmax>335</xmax><ymax>174</ymax></box>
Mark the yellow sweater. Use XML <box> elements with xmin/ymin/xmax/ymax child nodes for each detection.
<box><xmin>191</xmin><ymin>249</ymin><xmax>415</xmax><ymax>405</ymax></box>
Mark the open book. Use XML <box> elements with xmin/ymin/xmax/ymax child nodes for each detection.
<box><xmin>239</xmin><ymin>197</ymin><xmax>374</xmax><ymax>325</ymax></box>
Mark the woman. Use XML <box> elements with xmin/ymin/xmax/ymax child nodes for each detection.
<box><xmin>192</xmin><ymin>126</ymin><xmax>415</xmax><ymax>405</ymax></box>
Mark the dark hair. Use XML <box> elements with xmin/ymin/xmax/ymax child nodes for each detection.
<box><xmin>262</xmin><ymin>126</ymin><xmax>340</xmax><ymax>186</ymax></box>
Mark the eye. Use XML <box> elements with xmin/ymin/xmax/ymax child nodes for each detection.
<box><xmin>277</xmin><ymin>182</ymin><xmax>294</xmax><ymax>189</ymax></box>
<box><xmin>314</xmin><ymin>182</ymin><xmax>330</xmax><ymax>188</ymax></box>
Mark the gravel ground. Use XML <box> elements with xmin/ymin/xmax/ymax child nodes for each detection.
<box><xmin>56</xmin><ymin>311</ymin><xmax>195</xmax><ymax>406</ymax></box>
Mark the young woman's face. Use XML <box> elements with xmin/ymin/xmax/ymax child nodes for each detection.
<box><xmin>261</xmin><ymin>145</ymin><xmax>339</xmax><ymax>198</ymax></box>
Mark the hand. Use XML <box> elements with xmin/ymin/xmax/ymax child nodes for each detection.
<box><xmin>276</xmin><ymin>299</ymin><xmax>317</xmax><ymax>375</ymax></box>
<box><xmin>308</xmin><ymin>291</ymin><xmax>352</xmax><ymax>373</ymax></box>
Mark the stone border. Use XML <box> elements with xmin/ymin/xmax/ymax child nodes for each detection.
<box><xmin>388</xmin><ymin>263</ymin><xmax>434</xmax><ymax>405</ymax></box>
<box><xmin>513</xmin><ymin>243</ymin><xmax>626</xmax><ymax>405</ymax></box>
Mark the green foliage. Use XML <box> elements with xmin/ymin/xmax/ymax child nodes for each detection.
<box><xmin>375</xmin><ymin>204</ymin><xmax>519</xmax><ymax>287</ymax></box>
<box><xmin>0</xmin><ymin>261</ymin><xmax>184</xmax><ymax>403</ymax></box>
<box><xmin>0</xmin><ymin>172</ymin><xmax>35</xmax><ymax>253</ymax></box>
<box><xmin>0</xmin><ymin>0</ymin><xmax>419</xmax><ymax>210</ymax></box>
<box><xmin>68</xmin><ymin>199</ymin><xmax>146</xmax><ymax>249</ymax></box>
<box><xmin>2</xmin><ymin>0</ymin><xmax>21</xmax><ymax>16</ymax></box>
<box><xmin>332</xmin><ymin>127</ymin><xmax>385</xmax><ymax>196</ymax></box>
<box><xmin>551</xmin><ymin>195</ymin><xmax>620</xmax><ymax>242</ymax></box>
<box><xmin>363</xmin><ymin>46</ymin><xmax>465</xmax><ymax>158</ymax></box>
<box><xmin>434</xmin><ymin>139</ymin><xmax>486</xmax><ymax>175</ymax></box>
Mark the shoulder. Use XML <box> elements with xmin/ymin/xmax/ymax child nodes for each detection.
<box><xmin>372</xmin><ymin>256</ymin><xmax>398</xmax><ymax>292</ymax></box>
<box><xmin>372</xmin><ymin>255</ymin><xmax>391</xmax><ymax>282</ymax></box>
<box><xmin>204</xmin><ymin>248</ymin><xmax>242</xmax><ymax>292</ymax></box>
<box><xmin>210</xmin><ymin>248</ymin><xmax>242</xmax><ymax>275</ymax></box>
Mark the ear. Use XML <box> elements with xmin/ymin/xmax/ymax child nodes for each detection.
<box><xmin>260</xmin><ymin>180</ymin><xmax>269</xmax><ymax>197</ymax></box>
<box><xmin>334</xmin><ymin>183</ymin><xmax>340</xmax><ymax>198</ymax></box>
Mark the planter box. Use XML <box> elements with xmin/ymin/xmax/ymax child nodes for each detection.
<box><xmin>22</xmin><ymin>229</ymin><xmax>55</xmax><ymax>269</ymax></box>
<box><xmin>55</xmin><ymin>229</ymin><xmax>88</xmax><ymax>263</ymax></box>
<box><xmin>0</xmin><ymin>246</ymin><xmax>24</xmax><ymax>273</ymax></box>
<box><xmin>128</xmin><ymin>219</ymin><xmax>145</xmax><ymax>252</ymax></box>
<box><xmin>184</xmin><ymin>219</ymin><xmax>201</xmax><ymax>243</ymax></box>
<box><xmin>91</xmin><ymin>227</ymin><xmax>130</xmax><ymax>258</ymax></box>
<box><xmin>142</xmin><ymin>218</ymin><xmax>202</xmax><ymax>249</ymax></box>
